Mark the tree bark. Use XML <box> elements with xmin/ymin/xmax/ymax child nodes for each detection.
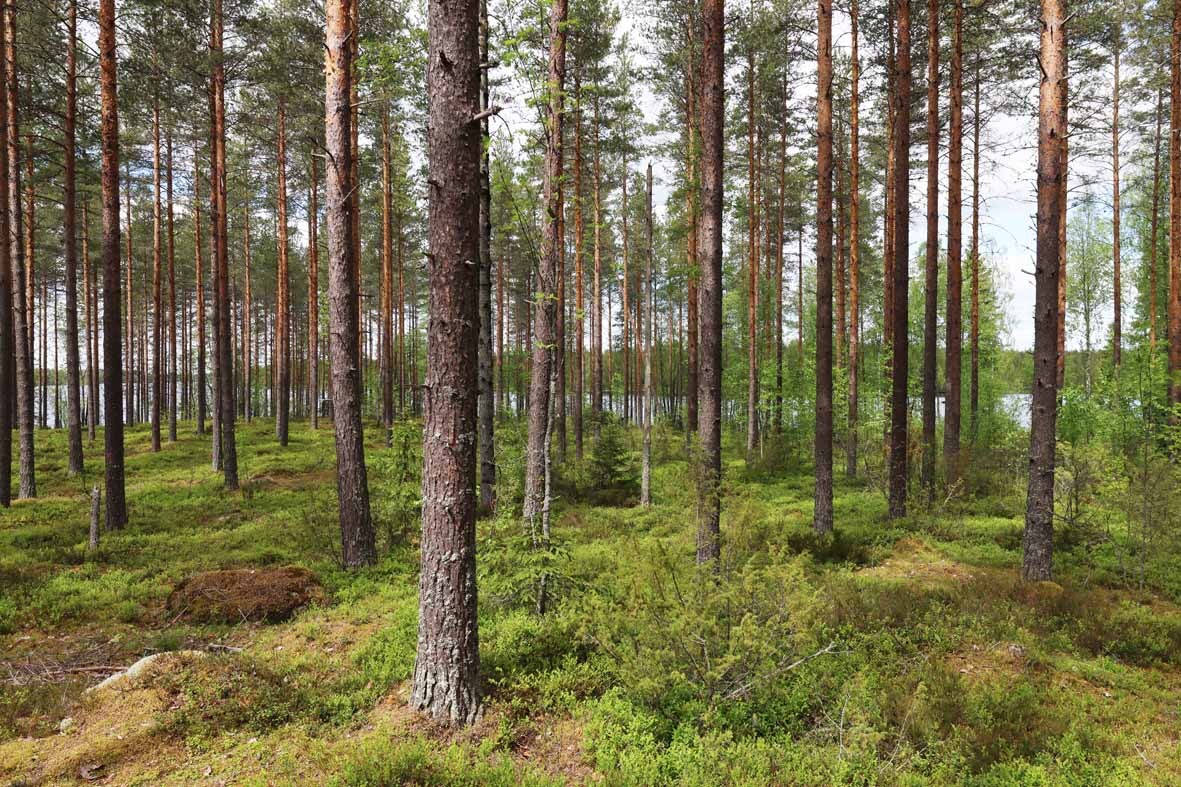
<box><xmin>125</xmin><ymin>158</ymin><xmax>134</xmax><ymax>427</ymax></box>
<box><xmin>243</xmin><ymin>206</ymin><xmax>252</xmax><ymax>422</ymax></box>
<box><xmin>1151</xmin><ymin>89</ymin><xmax>1163</xmax><ymax>355</ymax></box>
<box><xmin>945</xmin><ymin>0</ymin><xmax>963</xmax><ymax>482</ymax></box>
<box><xmin>591</xmin><ymin>94</ymin><xmax>603</xmax><ymax>436</ymax></box>
<box><xmin>212</xmin><ymin>0</ymin><xmax>238</xmax><ymax>488</ymax></box>
<box><xmin>1172</xmin><ymin>3</ymin><xmax>1181</xmax><ymax>407</ymax></box>
<box><xmin>1057</xmin><ymin>43</ymin><xmax>1069</xmax><ymax>393</ymax></box>
<box><xmin>1111</xmin><ymin>42</ymin><xmax>1121</xmax><ymax>368</ymax></box>
<box><xmin>381</xmin><ymin>108</ymin><xmax>394</xmax><ymax>446</ymax></box>
<box><xmin>325</xmin><ymin>0</ymin><xmax>374</xmax><ymax>566</ymax></box>
<box><xmin>846</xmin><ymin>0</ymin><xmax>860</xmax><ymax>478</ymax></box>
<box><xmin>309</xmin><ymin>154</ymin><xmax>319</xmax><ymax>429</ymax></box>
<box><xmin>84</xmin><ymin>201</ymin><xmax>97</xmax><ymax>440</ymax></box>
<box><xmin>697</xmin><ymin>0</ymin><xmax>723</xmax><ymax>562</ymax></box>
<box><xmin>970</xmin><ymin>57</ymin><xmax>980</xmax><ymax>441</ymax></box>
<box><xmin>746</xmin><ymin>24</ymin><xmax>759</xmax><ymax>455</ymax></box>
<box><xmin>6</xmin><ymin>1</ymin><xmax>33</xmax><ymax>499</ymax></box>
<box><xmin>573</xmin><ymin>77</ymin><xmax>585</xmax><ymax>460</ymax></box>
<box><xmin>524</xmin><ymin>0</ymin><xmax>567</xmax><ymax>546</ymax></box>
<box><xmin>151</xmin><ymin>100</ymin><xmax>163</xmax><ymax>452</ymax></box>
<box><xmin>686</xmin><ymin>48</ymin><xmax>700</xmax><ymax>435</ymax></box>
<box><xmin>888</xmin><ymin>0</ymin><xmax>912</xmax><ymax>518</ymax></box>
<box><xmin>0</xmin><ymin>0</ymin><xmax>10</xmax><ymax>507</ymax></box>
<box><xmin>194</xmin><ymin>152</ymin><xmax>206</xmax><ymax>437</ymax></box>
<box><xmin>167</xmin><ymin>128</ymin><xmax>177</xmax><ymax>442</ymax></box>
<box><xmin>815</xmin><ymin>0</ymin><xmax>834</xmax><ymax>533</ymax></box>
<box><xmin>641</xmin><ymin>164</ymin><xmax>653</xmax><ymax>506</ymax></box>
<box><xmin>99</xmin><ymin>0</ymin><xmax>126</xmax><ymax>529</ymax></box>
<box><xmin>1023</xmin><ymin>0</ymin><xmax>1065</xmax><ymax>582</ymax></box>
<box><xmin>412</xmin><ymin>0</ymin><xmax>482</xmax><ymax>727</ymax></box>
<box><xmin>63</xmin><ymin>0</ymin><xmax>83</xmax><ymax>474</ymax></box>
<box><xmin>276</xmin><ymin>98</ymin><xmax>290</xmax><ymax>445</ymax></box>
<box><xmin>921</xmin><ymin>0</ymin><xmax>938</xmax><ymax>503</ymax></box>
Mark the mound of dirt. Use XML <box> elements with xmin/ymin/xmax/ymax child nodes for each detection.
<box><xmin>166</xmin><ymin>566</ymin><xmax>326</xmax><ymax>624</ymax></box>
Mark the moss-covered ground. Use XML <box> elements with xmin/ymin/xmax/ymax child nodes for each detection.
<box><xmin>2</xmin><ymin>419</ymin><xmax>1181</xmax><ymax>785</ymax></box>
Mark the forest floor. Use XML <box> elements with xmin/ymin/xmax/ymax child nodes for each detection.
<box><xmin>3</xmin><ymin>420</ymin><xmax>1181</xmax><ymax>785</ymax></box>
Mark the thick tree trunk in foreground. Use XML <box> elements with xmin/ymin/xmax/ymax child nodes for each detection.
<box><xmin>99</xmin><ymin>0</ymin><xmax>126</xmax><ymax>529</ymax></box>
<box><xmin>63</xmin><ymin>0</ymin><xmax>83</xmax><ymax>474</ymax></box>
<box><xmin>944</xmin><ymin>0</ymin><xmax>963</xmax><ymax>483</ymax></box>
<box><xmin>413</xmin><ymin>0</ymin><xmax>482</xmax><ymax>727</ymax></box>
<box><xmin>814</xmin><ymin>0</ymin><xmax>834</xmax><ymax>534</ymax></box>
<box><xmin>921</xmin><ymin>0</ymin><xmax>938</xmax><ymax>503</ymax></box>
<box><xmin>325</xmin><ymin>0</ymin><xmax>375</xmax><ymax>567</ymax></box>
<box><xmin>1024</xmin><ymin>0</ymin><xmax>1066</xmax><ymax>582</ymax></box>
<box><xmin>697</xmin><ymin>0</ymin><xmax>724</xmax><ymax>562</ymax></box>
<box><xmin>888</xmin><ymin>0</ymin><xmax>912</xmax><ymax>518</ymax></box>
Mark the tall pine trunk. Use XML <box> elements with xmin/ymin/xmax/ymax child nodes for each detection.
<box><xmin>0</xmin><ymin>0</ymin><xmax>11</xmax><ymax>506</ymax></box>
<box><xmin>308</xmin><ymin>156</ymin><xmax>319</xmax><ymax>429</ymax></box>
<box><xmin>84</xmin><ymin>202</ymin><xmax>97</xmax><ymax>440</ymax></box>
<box><xmin>212</xmin><ymin>0</ymin><xmax>238</xmax><ymax>488</ymax></box>
<box><xmin>194</xmin><ymin>152</ymin><xmax>206</xmax><ymax>436</ymax></box>
<box><xmin>6</xmin><ymin>1</ymin><xmax>33</xmax><ymax>499</ymax></box>
<box><xmin>381</xmin><ymin>109</ymin><xmax>394</xmax><ymax>446</ymax></box>
<box><xmin>412</xmin><ymin>0</ymin><xmax>482</xmax><ymax>727</ymax></box>
<box><xmin>1111</xmin><ymin>42</ymin><xmax>1121</xmax><ymax>368</ymax></box>
<box><xmin>1024</xmin><ymin>0</ymin><xmax>1066</xmax><ymax>582</ymax></box>
<box><xmin>846</xmin><ymin>0</ymin><xmax>860</xmax><ymax>479</ymax></box>
<box><xmin>970</xmin><ymin>58</ymin><xmax>981</xmax><ymax>441</ymax></box>
<box><xmin>1171</xmin><ymin>4</ymin><xmax>1180</xmax><ymax>407</ymax></box>
<box><xmin>63</xmin><ymin>0</ymin><xmax>83</xmax><ymax>473</ymax></box>
<box><xmin>888</xmin><ymin>0</ymin><xmax>912</xmax><ymax>518</ymax></box>
<box><xmin>746</xmin><ymin>26</ymin><xmax>759</xmax><ymax>455</ymax></box>
<box><xmin>523</xmin><ymin>0</ymin><xmax>567</xmax><ymax>613</ymax></box>
<box><xmin>697</xmin><ymin>0</ymin><xmax>724</xmax><ymax>562</ymax></box>
<box><xmin>151</xmin><ymin>101</ymin><xmax>163</xmax><ymax>452</ymax></box>
<box><xmin>167</xmin><ymin>129</ymin><xmax>177</xmax><ymax>441</ymax></box>
<box><xmin>921</xmin><ymin>0</ymin><xmax>939</xmax><ymax>502</ymax></box>
<box><xmin>945</xmin><ymin>0</ymin><xmax>963</xmax><ymax>482</ymax></box>
<box><xmin>641</xmin><ymin>164</ymin><xmax>653</xmax><ymax>506</ymax></box>
<box><xmin>276</xmin><ymin>98</ymin><xmax>290</xmax><ymax>445</ymax></box>
<box><xmin>814</xmin><ymin>0</ymin><xmax>834</xmax><ymax>533</ymax></box>
<box><xmin>325</xmin><ymin>0</ymin><xmax>374</xmax><ymax>566</ymax></box>
<box><xmin>99</xmin><ymin>0</ymin><xmax>126</xmax><ymax>529</ymax></box>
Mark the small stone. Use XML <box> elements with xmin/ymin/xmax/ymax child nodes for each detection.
<box><xmin>59</xmin><ymin>717</ymin><xmax>75</xmax><ymax>734</ymax></box>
